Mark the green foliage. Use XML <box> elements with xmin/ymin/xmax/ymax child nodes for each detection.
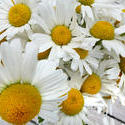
<box><xmin>38</xmin><ymin>116</ymin><xmax>44</xmax><ymax>123</ymax></box>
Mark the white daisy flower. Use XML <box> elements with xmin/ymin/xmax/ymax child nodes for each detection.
<box><xmin>0</xmin><ymin>39</ymin><xmax>69</xmax><ymax>125</ymax></box>
<box><xmin>76</xmin><ymin>0</ymin><xmax>120</xmax><ymax>20</ymax></box>
<box><xmin>82</xmin><ymin>16</ymin><xmax>125</xmax><ymax>57</ymax></box>
<box><xmin>0</xmin><ymin>0</ymin><xmax>38</xmax><ymax>40</ymax></box>
<box><xmin>56</xmin><ymin>88</ymin><xmax>102</xmax><ymax>125</ymax></box>
<box><xmin>70</xmin><ymin>46</ymin><xmax>103</xmax><ymax>75</ymax></box>
<box><xmin>31</xmin><ymin>0</ymin><xmax>88</xmax><ymax>62</ymax></box>
<box><xmin>80</xmin><ymin>59</ymin><xmax>120</xmax><ymax>103</ymax></box>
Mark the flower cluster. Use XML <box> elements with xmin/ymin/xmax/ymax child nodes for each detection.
<box><xmin>0</xmin><ymin>0</ymin><xmax>124</xmax><ymax>125</ymax></box>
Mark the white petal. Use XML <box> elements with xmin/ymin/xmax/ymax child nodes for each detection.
<box><xmin>21</xmin><ymin>42</ymin><xmax>38</xmax><ymax>83</ymax></box>
<box><xmin>102</xmin><ymin>40</ymin><xmax>125</xmax><ymax>57</ymax></box>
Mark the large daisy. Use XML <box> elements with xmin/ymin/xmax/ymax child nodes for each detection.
<box><xmin>0</xmin><ymin>0</ymin><xmax>38</xmax><ymax>40</ymax></box>
<box><xmin>0</xmin><ymin>39</ymin><xmax>69</xmax><ymax>125</ymax></box>
<box><xmin>31</xmin><ymin>0</ymin><xmax>89</xmax><ymax>62</ymax></box>
<box><xmin>82</xmin><ymin>16</ymin><xmax>125</xmax><ymax>57</ymax></box>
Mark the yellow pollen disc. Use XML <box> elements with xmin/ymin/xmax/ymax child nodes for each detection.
<box><xmin>61</xmin><ymin>88</ymin><xmax>84</xmax><ymax>116</ymax></box>
<box><xmin>81</xmin><ymin>73</ymin><xmax>101</xmax><ymax>94</ymax></box>
<box><xmin>90</xmin><ymin>21</ymin><xmax>115</xmax><ymax>40</ymax></box>
<box><xmin>74</xmin><ymin>48</ymin><xmax>88</xmax><ymax>59</ymax></box>
<box><xmin>38</xmin><ymin>48</ymin><xmax>51</xmax><ymax>60</ymax></box>
<box><xmin>79</xmin><ymin>0</ymin><xmax>94</xmax><ymax>6</ymax></box>
<box><xmin>122</xmin><ymin>9</ymin><xmax>125</xmax><ymax>13</ymax></box>
<box><xmin>119</xmin><ymin>56</ymin><xmax>125</xmax><ymax>73</ymax></box>
<box><xmin>8</xmin><ymin>4</ymin><xmax>31</xmax><ymax>27</ymax></box>
<box><xmin>51</xmin><ymin>25</ymin><xmax>72</xmax><ymax>46</ymax></box>
<box><xmin>0</xmin><ymin>84</ymin><xmax>41</xmax><ymax>125</ymax></box>
<box><xmin>76</xmin><ymin>5</ymin><xmax>81</xmax><ymax>14</ymax></box>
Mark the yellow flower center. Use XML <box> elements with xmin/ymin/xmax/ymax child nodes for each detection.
<box><xmin>61</xmin><ymin>88</ymin><xmax>84</xmax><ymax>116</ymax></box>
<box><xmin>122</xmin><ymin>9</ymin><xmax>125</xmax><ymax>13</ymax></box>
<box><xmin>119</xmin><ymin>56</ymin><xmax>125</xmax><ymax>73</ymax></box>
<box><xmin>79</xmin><ymin>0</ymin><xmax>94</xmax><ymax>6</ymax></box>
<box><xmin>75</xmin><ymin>5</ymin><xmax>81</xmax><ymax>14</ymax></box>
<box><xmin>51</xmin><ymin>25</ymin><xmax>72</xmax><ymax>46</ymax></box>
<box><xmin>0</xmin><ymin>84</ymin><xmax>41</xmax><ymax>125</ymax></box>
<box><xmin>74</xmin><ymin>48</ymin><xmax>88</xmax><ymax>59</ymax></box>
<box><xmin>81</xmin><ymin>73</ymin><xmax>101</xmax><ymax>94</ymax></box>
<box><xmin>8</xmin><ymin>4</ymin><xmax>31</xmax><ymax>27</ymax></box>
<box><xmin>38</xmin><ymin>48</ymin><xmax>51</xmax><ymax>60</ymax></box>
<box><xmin>90</xmin><ymin>21</ymin><xmax>115</xmax><ymax>40</ymax></box>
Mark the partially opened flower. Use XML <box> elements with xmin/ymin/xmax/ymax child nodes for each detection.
<box><xmin>0</xmin><ymin>0</ymin><xmax>38</xmax><ymax>40</ymax></box>
<box><xmin>0</xmin><ymin>39</ymin><xmax>69</xmax><ymax>125</ymax></box>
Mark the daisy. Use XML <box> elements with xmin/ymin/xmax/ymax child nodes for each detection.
<box><xmin>31</xmin><ymin>0</ymin><xmax>88</xmax><ymax>62</ymax></box>
<box><xmin>82</xmin><ymin>16</ymin><xmax>125</xmax><ymax>57</ymax></box>
<box><xmin>76</xmin><ymin>0</ymin><xmax>120</xmax><ymax>20</ymax></box>
<box><xmin>70</xmin><ymin>46</ymin><xmax>103</xmax><ymax>75</ymax></box>
<box><xmin>0</xmin><ymin>0</ymin><xmax>38</xmax><ymax>40</ymax></box>
<box><xmin>55</xmin><ymin>88</ymin><xmax>107</xmax><ymax>125</ymax></box>
<box><xmin>80</xmin><ymin>59</ymin><xmax>120</xmax><ymax>103</ymax></box>
<box><xmin>0</xmin><ymin>39</ymin><xmax>69</xmax><ymax>125</ymax></box>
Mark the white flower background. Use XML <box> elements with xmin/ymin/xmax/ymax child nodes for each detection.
<box><xmin>0</xmin><ymin>0</ymin><xmax>124</xmax><ymax>125</ymax></box>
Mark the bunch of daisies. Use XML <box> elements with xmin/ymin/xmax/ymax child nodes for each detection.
<box><xmin>0</xmin><ymin>0</ymin><xmax>124</xmax><ymax>125</ymax></box>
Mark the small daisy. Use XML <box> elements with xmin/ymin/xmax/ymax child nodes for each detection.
<box><xmin>55</xmin><ymin>88</ymin><xmax>107</xmax><ymax>125</ymax></box>
<box><xmin>0</xmin><ymin>39</ymin><xmax>69</xmax><ymax>125</ymax></box>
<box><xmin>0</xmin><ymin>0</ymin><xmax>38</xmax><ymax>40</ymax></box>
<box><xmin>76</xmin><ymin>0</ymin><xmax>119</xmax><ymax>20</ymax></box>
<box><xmin>31</xmin><ymin>0</ymin><xmax>89</xmax><ymax>62</ymax></box>
<box><xmin>70</xmin><ymin>46</ymin><xmax>103</xmax><ymax>75</ymax></box>
<box><xmin>80</xmin><ymin>59</ymin><xmax>120</xmax><ymax>103</ymax></box>
<box><xmin>82</xmin><ymin>16</ymin><xmax>125</xmax><ymax>57</ymax></box>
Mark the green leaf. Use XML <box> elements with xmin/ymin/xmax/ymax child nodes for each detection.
<box><xmin>82</xmin><ymin>120</ymin><xmax>86</xmax><ymax>125</ymax></box>
<box><xmin>38</xmin><ymin>116</ymin><xmax>44</xmax><ymax>123</ymax></box>
<box><xmin>120</xmin><ymin>33</ymin><xmax>125</xmax><ymax>36</ymax></box>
